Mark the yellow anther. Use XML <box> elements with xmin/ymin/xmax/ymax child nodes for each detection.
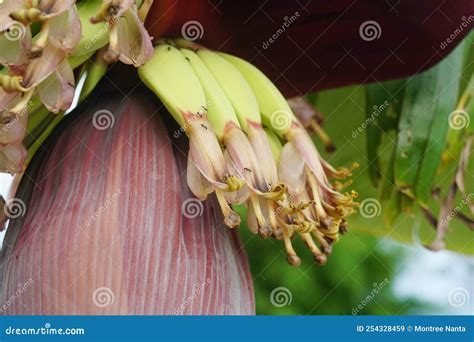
<box><xmin>289</xmin><ymin>200</ymin><xmax>314</xmax><ymax>213</ymax></box>
<box><xmin>294</xmin><ymin>220</ymin><xmax>314</xmax><ymax>234</ymax></box>
<box><xmin>261</xmin><ymin>183</ymin><xmax>287</xmax><ymax>201</ymax></box>
<box><xmin>333</xmin><ymin>179</ymin><xmax>353</xmax><ymax>191</ymax></box>
<box><xmin>10</xmin><ymin>8</ymin><xmax>42</xmax><ymax>24</ymax></box>
<box><xmin>90</xmin><ymin>3</ymin><xmax>120</xmax><ymax>24</ymax></box>
<box><xmin>223</xmin><ymin>175</ymin><xmax>244</xmax><ymax>192</ymax></box>
<box><xmin>0</xmin><ymin>75</ymin><xmax>28</xmax><ymax>93</ymax></box>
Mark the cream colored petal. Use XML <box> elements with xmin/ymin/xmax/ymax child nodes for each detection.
<box><xmin>0</xmin><ymin>144</ymin><xmax>26</xmax><ymax>174</ymax></box>
<box><xmin>48</xmin><ymin>6</ymin><xmax>82</xmax><ymax>52</ymax></box>
<box><xmin>109</xmin><ymin>7</ymin><xmax>153</xmax><ymax>67</ymax></box>
<box><xmin>246</xmin><ymin>202</ymin><xmax>259</xmax><ymax>234</ymax></box>
<box><xmin>223</xmin><ymin>150</ymin><xmax>249</xmax><ymax>204</ymax></box>
<box><xmin>0</xmin><ymin>23</ymin><xmax>31</xmax><ymax>66</ymax></box>
<box><xmin>286</xmin><ymin>124</ymin><xmax>327</xmax><ymax>181</ymax></box>
<box><xmin>37</xmin><ymin>60</ymin><xmax>75</xmax><ymax>113</ymax></box>
<box><xmin>223</xmin><ymin>124</ymin><xmax>267</xmax><ymax>193</ymax></box>
<box><xmin>0</xmin><ymin>110</ymin><xmax>28</xmax><ymax>145</ymax></box>
<box><xmin>22</xmin><ymin>45</ymin><xmax>66</xmax><ymax>89</ymax></box>
<box><xmin>278</xmin><ymin>141</ymin><xmax>306</xmax><ymax>194</ymax></box>
<box><xmin>247</xmin><ymin>120</ymin><xmax>278</xmax><ymax>185</ymax></box>
<box><xmin>38</xmin><ymin>0</ymin><xmax>76</xmax><ymax>19</ymax></box>
<box><xmin>187</xmin><ymin>118</ymin><xmax>229</xmax><ymax>189</ymax></box>
<box><xmin>186</xmin><ymin>152</ymin><xmax>213</xmax><ymax>201</ymax></box>
<box><xmin>0</xmin><ymin>90</ymin><xmax>21</xmax><ymax>111</ymax></box>
<box><xmin>0</xmin><ymin>3</ymin><xmax>24</xmax><ymax>31</ymax></box>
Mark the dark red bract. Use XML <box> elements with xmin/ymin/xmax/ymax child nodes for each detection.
<box><xmin>146</xmin><ymin>0</ymin><xmax>473</xmax><ymax>96</ymax></box>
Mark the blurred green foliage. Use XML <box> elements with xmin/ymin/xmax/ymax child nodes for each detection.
<box><xmin>240</xmin><ymin>222</ymin><xmax>421</xmax><ymax>315</ymax></box>
<box><xmin>239</xmin><ymin>37</ymin><xmax>474</xmax><ymax>311</ymax></box>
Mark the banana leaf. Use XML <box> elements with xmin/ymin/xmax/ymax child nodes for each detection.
<box><xmin>365</xmin><ymin>79</ymin><xmax>404</xmax><ymax>185</ymax></box>
<box><xmin>313</xmin><ymin>84</ymin><xmax>473</xmax><ymax>255</ymax></box>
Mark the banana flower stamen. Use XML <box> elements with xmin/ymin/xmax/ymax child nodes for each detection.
<box><xmin>215</xmin><ymin>189</ymin><xmax>241</xmax><ymax>228</ymax></box>
<box><xmin>278</xmin><ymin>219</ymin><xmax>301</xmax><ymax>266</ymax></box>
<box><xmin>300</xmin><ymin>232</ymin><xmax>327</xmax><ymax>265</ymax></box>
<box><xmin>9</xmin><ymin>8</ymin><xmax>42</xmax><ymax>25</ymax></box>
<box><xmin>90</xmin><ymin>0</ymin><xmax>132</xmax><ymax>24</ymax></box>
<box><xmin>0</xmin><ymin>75</ymin><xmax>28</xmax><ymax>93</ymax></box>
<box><xmin>29</xmin><ymin>21</ymin><xmax>50</xmax><ymax>58</ymax></box>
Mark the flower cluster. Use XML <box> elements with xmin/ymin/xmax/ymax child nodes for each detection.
<box><xmin>0</xmin><ymin>0</ymin><xmax>153</xmax><ymax>173</ymax></box>
<box><xmin>139</xmin><ymin>42</ymin><xmax>359</xmax><ymax>266</ymax></box>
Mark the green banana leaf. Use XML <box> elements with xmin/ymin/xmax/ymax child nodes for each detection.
<box><xmin>396</xmin><ymin>43</ymin><xmax>464</xmax><ymax>202</ymax></box>
<box><xmin>312</xmin><ymin>84</ymin><xmax>472</xmax><ymax>255</ymax></box>
<box><xmin>365</xmin><ymin>79</ymin><xmax>404</xmax><ymax>185</ymax></box>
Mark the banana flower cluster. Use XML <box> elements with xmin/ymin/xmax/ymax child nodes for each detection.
<box><xmin>139</xmin><ymin>41</ymin><xmax>359</xmax><ymax>266</ymax></box>
<box><xmin>0</xmin><ymin>0</ymin><xmax>153</xmax><ymax>173</ymax></box>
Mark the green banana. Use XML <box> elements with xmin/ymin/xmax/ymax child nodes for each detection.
<box><xmin>69</xmin><ymin>51</ymin><xmax>96</xmax><ymax>69</ymax></box>
<box><xmin>138</xmin><ymin>44</ymin><xmax>207</xmax><ymax>127</ymax></box>
<box><xmin>197</xmin><ymin>50</ymin><xmax>261</xmax><ymax>130</ymax></box>
<box><xmin>219</xmin><ymin>52</ymin><xmax>295</xmax><ymax>137</ymax></box>
<box><xmin>178</xmin><ymin>48</ymin><xmax>241</xmax><ymax>139</ymax></box>
<box><xmin>264</xmin><ymin>127</ymin><xmax>282</xmax><ymax>161</ymax></box>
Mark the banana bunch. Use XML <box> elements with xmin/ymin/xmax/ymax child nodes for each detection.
<box><xmin>140</xmin><ymin>41</ymin><xmax>359</xmax><ymax>266</ymax></box>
